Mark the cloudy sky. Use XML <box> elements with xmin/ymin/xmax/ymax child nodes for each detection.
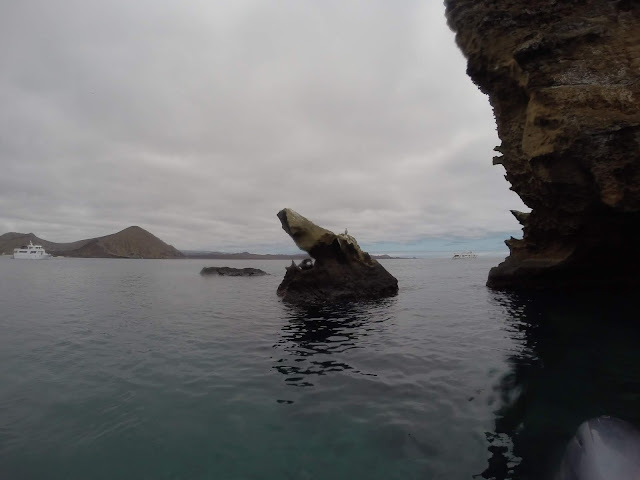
<box><xmin>0</xmin><ymin>0</ymin><xmax>527</xmax><ymax>254</ymax></box>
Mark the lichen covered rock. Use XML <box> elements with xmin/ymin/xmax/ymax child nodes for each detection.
<box><xmin>276</xmin><ymin>208</ymin><xmax>398</xmax><ymax>303</ymax></box>
<box><xmin>445</xmin><ymin>1</ymin><xmax>640</xmax><ymax>289</ymax></box>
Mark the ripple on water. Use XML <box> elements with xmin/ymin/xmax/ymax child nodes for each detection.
<box><xmin>3</xmin><ymin>258</ymin><xmax>639</xmax><ymax>479</ymax></box>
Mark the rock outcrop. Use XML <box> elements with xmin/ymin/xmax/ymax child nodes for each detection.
<box><xmin>445</xmin><ymin>1</ymin><xmax>640</xmax><ymax>289</ymax></box>
<box><xmin>200</xmin><ymin>266</ymin><xmax>268</xmax><ymax>276</ymax></box>
<box><xmin>276</xmin><ymin>208</ymin><xmax>398</xmax><ymax>303</ymax></box>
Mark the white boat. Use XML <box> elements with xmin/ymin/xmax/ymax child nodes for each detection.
<box><xmin>13</xmin><ymin>241</ymin><xmax>52</xmax><ymax>259</ymax></box>
<box><xmin>452</xmin><ymin>251</ymin><xmax>477</xmax><ymax>259</ymax></box>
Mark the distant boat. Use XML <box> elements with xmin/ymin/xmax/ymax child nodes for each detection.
<box><xmin>452</xmin><ymin>251</ymin><xmax>477</xmax><ymax>259</ymax></box>
<box><xmin>13</xmin><ymin>241</ymin><xmax>52</xmax><ymax>259</ymax></box>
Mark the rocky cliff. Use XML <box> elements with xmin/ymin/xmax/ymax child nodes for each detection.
<box><xmin>0</xmin><ymin>226</ymin><xmax>184</xmax><ymax>259</ymax></box>
<box><xmin>445</xmin><ymin>1</ymin><xmax>640</xmax><ymax>288</ymax></box>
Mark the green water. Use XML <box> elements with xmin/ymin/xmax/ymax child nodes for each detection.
<box><xmin>1</xmin><ymin>257</ymin><xmax>638</xmax><ymax>479</ymax></box>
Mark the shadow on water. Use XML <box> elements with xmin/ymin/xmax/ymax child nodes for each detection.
<box><xmin>480</xmin><ymin>290</ymin><xmax>640</xmax><ymax>480</ymax></box>
<box><xmin>273</xmin><ymin>299</ymin><xmax>395</xmax><ymax>387</ymax></box>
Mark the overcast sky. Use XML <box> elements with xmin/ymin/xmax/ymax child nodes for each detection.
<box><xmin>0</xmin><ymin>0</ymin><xmax>527</xmax><ymax>253</ymax></box>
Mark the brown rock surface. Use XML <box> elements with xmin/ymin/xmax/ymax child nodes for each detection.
<box><xmin>445</xmin><ymin>0</ymin><xmax>640</xmax><ymax>288</ymax></box>
<box><xmin>276</xmin><ymin>208</ymin><xmax>398</xmax><ymax>303</ymax></box>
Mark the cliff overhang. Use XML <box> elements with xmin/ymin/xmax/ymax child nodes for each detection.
<box><xmin>445</xmin><ymin>1</ymin><xmax>640</xmax><ymax>289</ymax></box>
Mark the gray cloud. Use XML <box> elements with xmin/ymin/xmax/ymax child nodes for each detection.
<box><xmin>0</xmin><ymin>1</ymin><xmax>526</xmax><ymax>252</ymax></box>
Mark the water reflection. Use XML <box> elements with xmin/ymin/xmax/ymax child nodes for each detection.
<box><xmin>273</xmin><ymin>299</ymin><xmax>394</xmax><ymax>387</ymax></box>
<box><xmin>481</xmin><ymin>290</ymin><xmax>640</xmax><ymax>480</ymax></box>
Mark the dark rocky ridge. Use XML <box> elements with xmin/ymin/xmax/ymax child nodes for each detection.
<box><xmin>200</xmin><ymin>266</ymin><xmax>268</xmax><ymax>276</ymax></box>
<box><xmin>0</xmin><ymin>227</ymin><xmax>183</xmax><ymax>259</ymax></box>
<box><xmin>445</xmin><ymin>1</ymin><xmax>640</xmax><ymax>289</ymax></box>
<box><xmin>276</xmin><ymin>208</ymin><xmax>398</xmax><ymax>303</ymax></box>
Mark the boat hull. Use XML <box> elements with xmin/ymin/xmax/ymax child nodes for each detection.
<box><xmin>13</xmin><ymin>242</ymin><xmax>52</xmax><ymax>259</ymax></box>
<box><xmin>13</xmin><ymin>253</ymin><xmax>52</xmax><ymax>259</ymax></box>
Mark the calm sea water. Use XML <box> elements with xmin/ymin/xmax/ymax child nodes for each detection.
<box><xmin>1</xmin><ymin>257</ymin><xmax>639</xmax><ymax>480</ymax></box>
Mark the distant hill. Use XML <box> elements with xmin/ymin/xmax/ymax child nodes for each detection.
<box><xmin>0</xmin><ymin>232</ymin><xmax>87</xmax><ymax>255</ymax></box>
<box><xmin>182</xmin><ymin>250</ymin><xmax>310</xmax><ymax>260</ymax></box>
<box><xmin>181</xmin><ymin>250</ymin><xmax>403</xmax><ymax>260</ymax></box>
<box><xmin>0</xmin><ymin>226</ymin><xmax>184</xmax><ymax>259</ymax></box>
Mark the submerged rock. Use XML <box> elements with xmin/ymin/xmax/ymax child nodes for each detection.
<box><xmin>200</xmin><ymin>266</ymin><xmax>267</xmax><ymax>277</ymax></box>
<box><xmin>276</xmin><ymin>208</ymin><xmax>398</xmax><ymax>303</ymax></box>
<box><xmin>445</xmin><ymin>1</ymin><xmax>640</xmax><ymax>289</ymax></box>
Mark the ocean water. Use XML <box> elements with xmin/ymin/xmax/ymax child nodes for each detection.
<box><xmin>1</xmin><ymin>257</ymin><xmax>639</xmax><ymax>480</ymax></box>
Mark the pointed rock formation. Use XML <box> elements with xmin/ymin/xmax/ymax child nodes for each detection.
<box><xmin>276</xmin><ymin>209</ymin><xmax>398</xmax><ymax>303</ymax></box>
<box><xmin>445</xmin><ymin>1</ymin><xmax>640</xmax><ymax>289</ymax></box>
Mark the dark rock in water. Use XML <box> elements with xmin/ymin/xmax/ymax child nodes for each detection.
<box><xmin>445</xmin><ymin>1</ymin><xmax>640</xmax><ymax>289</ymax></box>
<box><xmin>276</xmin><ymin>208</ymin><xmax>398</xmax><ymax>303</ymax></box>
<box><xmin>200</xmin><ymin>266</ymin><xmax>268</xmax><ymax>277</ymax></box>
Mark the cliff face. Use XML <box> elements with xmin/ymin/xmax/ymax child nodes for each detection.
<box><xmin>445</xmin><ymin>1</ymin><xmax>640</xmax><ymax>288</ymax></box>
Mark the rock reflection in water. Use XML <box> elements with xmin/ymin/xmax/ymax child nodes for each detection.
<box><xmin>273</xmin><ymin>300</ymin><xmax>393</xmax><ymax>387</ymax></box>
<box><xmin>481</xmin><ymin>290</ymin><xmax>640</xmax><ymax>480</ymax></box>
